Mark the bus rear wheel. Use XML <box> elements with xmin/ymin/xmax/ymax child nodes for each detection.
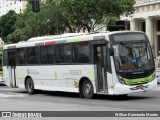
<box><xmin>25</xmin><ymin>78</ymin><xmax>35</xmax><ymax>95</ymax></box>
<box><xmin>82</xmin><ymin>80</ymin><xmax>94</xmax><ymax>99</ymax></box>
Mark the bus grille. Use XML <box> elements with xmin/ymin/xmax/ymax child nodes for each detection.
<box><xmin>125</xmin><ymin>71</ymin><xmax>153</xmax><ymax>79</ymax></box>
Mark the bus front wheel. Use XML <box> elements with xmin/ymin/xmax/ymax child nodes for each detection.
<box><xmin>82</xmin><ymin>80</ymin><xmax>94</xmax><ymax>99</ymax></box>
<box><xmin>25</xmin><ymin>78</ymin><xmax>35</xmax><ymax>95</ymax></box>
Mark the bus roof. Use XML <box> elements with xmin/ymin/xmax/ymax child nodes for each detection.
<box><xmin>4</xmin><ymin>31</ymin><xmax>146</xmax><ymax>49</ymax></box>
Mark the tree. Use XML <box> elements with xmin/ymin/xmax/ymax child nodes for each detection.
<box><xmin>13</xmin><ymin>0</ymin><xmax>67</xmax><ymax>42</ymax></box>
<box><xmin>7</xmin><ymin>29</ymin><xmax>28</xmax><ymax>44</ymax></box>
<box><xmin>4</xmin><ymin>0</ymin><xmax>135</xmax><ymax>43</ymax></box>
<box><xmin>0</xmin><ymin>10</ymin><xmax>17</xmax><ymax>42</ymax></box>
<box><xmin>54</xmin><ymin>0</ymin><xmax>135</xmax><ymax>33</ymax></box>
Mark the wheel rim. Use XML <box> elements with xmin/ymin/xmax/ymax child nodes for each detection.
<box><xmin>27</xmin><ymin>81</ymin><xmax>32</xmax><ymax>92</ymax></box>
<box><xmin>84</xmin><ymin>83</ymin><xmax>92</xmax><ymax>96</ymax></box>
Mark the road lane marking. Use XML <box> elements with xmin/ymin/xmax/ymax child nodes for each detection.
<box><xmin>154</xmin><ymin>88</ymin><xmax>160</xmax><ymax>90</ymax></box>
<box><xmin>0</xmin><ymin>93</ymin><xmax>28</xmax><ymax>98</ymax></box>
<box><xmin>0</xmin><ymin>88</ymin><xmax>14</xmax><ymax>91</ymax></box>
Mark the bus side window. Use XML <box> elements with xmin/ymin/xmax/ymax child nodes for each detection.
<box><xmin>3</xmin><ymin>50</ymin><xmax>8</xmax><ymax>66</ymax></box>
<box><xmin>73</xmin><ymin>42</ymin><xmax>90</xmax><ymax>63</ymax></box>
<box><xmin>55</xmin><ymin>44</ymin><xmax>71</xmax><ymax>63</ymax></box>
<box><xmin>40</xmin><ymin>45</ymin><xmax>54</xmax><ymax>64</ymax></box>
<box><xmin>8</xmin><ymin>52</ymin><xmax>16</xmax><ymax>66</ymax></box>
<box><xmin>27</xmin><ymin>47</ymin><xmax>39</xmax><ymax>64</ymax></box>
<box><xmin>16</xmin><ymin>48</ymin><xmax>26</xmax><ymax>65</ymax></box>
<box><xmin>40</xmin><ymin>46</ymin><xmax>48</xmax><ymax>64</ymax></box>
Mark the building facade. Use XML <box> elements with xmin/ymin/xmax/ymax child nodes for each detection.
<box><xmin>0</xmin><ymin>0</ymin><xmax>27</xmax><ymax>16</ymax></box>
<box><xmin>124</xmin><ymin>0</ymin><xmax>160</xmax><ymax>57</ymax></box>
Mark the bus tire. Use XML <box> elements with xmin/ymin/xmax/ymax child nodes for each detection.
<box><xmin>82</xmin><ymin>80</ymin><xmax>94</xmax><ymax>99</ymax></box>
<box><xmin>119</xmin><ymin>94</ymin><xmax>128</xmax><ymax>97</ymax></box>
<box><xmin>25</xmin><ymin>78</ymin><xmax>35</xmax><ymax>95</ymax></box>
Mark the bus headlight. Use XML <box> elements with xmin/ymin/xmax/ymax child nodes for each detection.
<box><xmin>152</xmin><ymin>72</ymin><xmax>156</xmax><ymax>81</ymax></box>
<box><xmin>117</xmin><ymin>75</ymin><xmax>125</xmax><ymax>84</ymax></box>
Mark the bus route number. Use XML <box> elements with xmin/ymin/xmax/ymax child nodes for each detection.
<box><xmin>70</xmin><ymin>70</ymin><xmax>81</xmax><ymax>75</ymax></box>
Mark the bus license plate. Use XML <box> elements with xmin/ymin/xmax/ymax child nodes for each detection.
<box><xmin>130</xmin><ymin>85</ymin><xmax>149</xmax><ymax>90</ymax></box>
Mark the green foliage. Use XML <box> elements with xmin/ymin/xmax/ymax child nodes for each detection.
<box><xmin>0</xmin><ymin>10</ymin><xmax>17</xmax><ymax>42</ymax></box>
<box><xmin>0</xmin><ymin>0</ymin><xmax>135</xmax><ymax>43</ymax></box>
<box><xmin>7</xmin><ymin>29</ymin><xmax>28</xmax><ymax>44</ymax></box>
<box><xmin>55</xmin><ymin>0</ymin><xmax>135</xmax><ymax>32</ymax></box>
<box><xmin>14</xmin><ymin>1</ymin><xmax>67</xmax><ymax>40</ymax></box>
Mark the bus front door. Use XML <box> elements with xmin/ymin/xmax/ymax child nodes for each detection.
<box><xmin>8</xmin><ymin>51</ymin><xmax>17</xmax><ymax>87</ymax></box>
<box><xmin>95</xmin><ymin>45</ymin><xmax>108</xmax><ymax>93</ymax></box>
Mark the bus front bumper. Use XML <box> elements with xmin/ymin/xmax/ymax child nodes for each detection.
<box><xmin>113</xmin><ymin>79</ymin><xmax>157</xmax><ymax>95</ymax></box>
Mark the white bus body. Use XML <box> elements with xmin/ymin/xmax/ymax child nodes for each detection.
<box><xmin>3</xmin><ymin>31</ymin><xmax>157</xmax><ymax>98</ymax></box>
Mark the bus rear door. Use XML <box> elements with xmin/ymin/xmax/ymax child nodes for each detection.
<box><xmin>8</xmin><ymin>50</ymin><xmax>17</xmax><ymax>87</ymax></box>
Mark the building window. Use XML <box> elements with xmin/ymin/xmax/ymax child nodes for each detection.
<box><xmin>144</xmin><ymin>6</ymin><xmax>147</xmax><ymax>11</ymax></box>
<box><xmin>150</xmin><ymin>5</ymin><xmax>152</xmax><ymax>11</ymax></box>
<box><xmin>156</xmin><ymin>4</ymin><xmax>159</xmax><ymax>10</ymax></box>
<box><xmin>158</xmin><ymin>4</ymin><xmax>160</xmax><ymax>9</ymax></box>
<box><xmin>147</xmin><ymin>5</ymin><xmax>150</xmax><ymax>11</ymax></box>
<box><xmin>151</xmin><ymin>4</ymin><xmax>155</xmax><ymax>10</ymax></box>
<box><xmin>157</xmin><ymin>36</ymin><xmax>160</xmax><ymax>56</ymax></box>
<box><xmin>141</xmin><ymin>22</ymin><xmax>145</xmax><ymax>32</ymax></box>
<box><xmin>157</xmin><ymin>20</ymin><xmax>160</xmax><ymax>32</ymax></box>
<box><xmin>139</xmin><ymin>6</ymin><xmax>144</xmax><ymax>12</ymax></box>
<box><xmin>135</xmin><ymin>7</ymin><xmax>139</xmax><ymax>13</ymax></box>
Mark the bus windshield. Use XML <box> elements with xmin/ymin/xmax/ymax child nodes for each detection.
<box><xmin>113</xmin><ymin>42</ymin><xmax>154</xmax><ymax>72</ymax></box>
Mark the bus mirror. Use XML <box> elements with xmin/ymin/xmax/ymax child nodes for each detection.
<box><xmin>109</xmin><ymin>48</ymin><xmax>114</xmax><ymax>56</ymax></box>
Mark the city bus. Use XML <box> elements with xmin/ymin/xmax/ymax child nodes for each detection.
<box><xmin>2</xmin><ymin>31</ymin><xmax>157</xmax><ymax>98</ymax></box>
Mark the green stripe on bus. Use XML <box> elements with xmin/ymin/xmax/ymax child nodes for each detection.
<box><xmin>55</xmin><ymin>72</ymin><xmax>57</xmax><ymax>79</ymax></box>
<box><xmin>67</xmin><ymin>38</ymin><xmax>80</xmax><ymax>43</ymax></box>
<box><xmin>88</xmin><ymin>71</ymin><xmax>94</xmax><ymax>80</ymax></box>
<box><xmin>123</xmin><ymin>75</ymin><xmax>152</xmax><ymax>85</ymax></box>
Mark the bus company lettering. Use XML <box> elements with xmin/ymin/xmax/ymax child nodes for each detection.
<box><xmin>70</xmin><ymin>70</ymin><xmax>81</xmax><ymax>75</ymax></box>
<box><xmin>27</xmin><ymin>69</ymin><xmax>39</xmax><ymax>75</ymax></box>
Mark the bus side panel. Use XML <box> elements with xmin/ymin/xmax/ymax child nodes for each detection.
<box><xmin>16</xmin><ymin>66</ymin><xmax>41</xmax><ymax>89</ymax></box>
<box><xmin>32</xmin><ymin>65</ymin><xmax>55</xmax><ymax>91</ymax></box>
<box><xmin>16</xmin><ymin>65</ymin><xmax>96</xmax><ymax>93</ymax></box>
<box><xmin>53</xmin><ymin>65</ymin><xmax>96</xmax><ymax>93</ymax></box>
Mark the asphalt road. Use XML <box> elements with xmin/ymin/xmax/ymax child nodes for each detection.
<box><xmin>0</xmin><ymin>84</ymin><xmax>160</xmax><ymax>120</ymax></box>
